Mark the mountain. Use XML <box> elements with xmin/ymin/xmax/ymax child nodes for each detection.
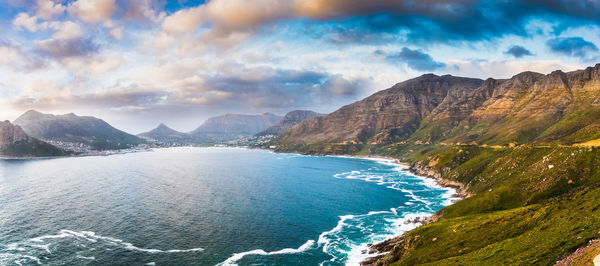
<box><xmin>0</xmin><ymin>120</ymin><xmax>67</xmax><ymax>157</ymax></box>
<box><xmin>273</xmin><ymin>64</ymin><xmax>600</xmax><ymax>265</ymax></box>
<box><xmin>190</xmin><ymin>113</ymin><xmax>282</xmax><ymax>143</ymax></box>
<box><xmin>256</xmin><ymin>110</ymin><xmax>322</xmax><ymax>136</ymax></box>
<box><xmin>277</xmin><ymin>64</ymin><xmax>600</xmax><ymax>149</ymax></box>
<box><xmin>138</xmin><ymin>123</ymin><xmax>190</xmax><ymax>143</ymax></box>
<box><xmin>276</xmin><ymin>74</ymin><xmax>484</xmax><ymax>146</ymax></box>
<box><xmin>14</xmin><ymin>110</ymin><xmax>145</xmax><ymax>150</ymax></box>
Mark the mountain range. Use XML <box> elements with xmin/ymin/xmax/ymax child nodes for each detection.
<box><xmin>276</xmin><ymin>64</ymin><xmax>600</xmax><ymax>150</ymax></box>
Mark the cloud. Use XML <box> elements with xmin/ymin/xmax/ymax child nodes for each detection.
<box><xmin>13</xmin><ymin>13</ymin><xmax>41</xmax><ymax>31</ymax></box>
<box><xmin>382</xmin><ymin>48</ymin><xmax>446</xmax><ymax>71</ymax></box>
<box><xmin>35</xmin><ymin>0</ymin><xmax>65</xmax><ymax>19</ymax></box>
<box><xmin>68</xmin><ymin>0</ymin><xmax>116</xmax><ymax>24</ymax></box>
<box><xmin>35</xmin><ymin>38</ymin><xmax>98</xmax><ymax>58</ymax></box>
<box><xmin>504</xmin><ymin>45</ymin><xmax>533</xmax><ymax>58</ymax></box>
<box><xmin>109</xmin><ymin>27</ymin><xmax>123</xmax><ymax>40</ymax></box>
<box><xmin>154</xmin><ymin>0</ymin><xmax>600</xmax><ymax>51</ymax></box>
<box><xmin>50</xmin><ymin>21</ymin><xmax>84</xmax><ymax>40</ymax></box>
<box><xmin>547</xmin><ymin>37</ymin><xmax>599</xmax><ymax>59</ymax></box>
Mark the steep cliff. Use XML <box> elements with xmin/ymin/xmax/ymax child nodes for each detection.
<box><xmin>0</xmin><ymin>120</ymin><xmax>67</xmax><ymax>157</ymax></box>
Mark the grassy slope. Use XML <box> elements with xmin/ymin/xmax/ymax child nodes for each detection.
<box><xmin>275</xmin><ymin>143</ymin><xmax>600</xmax><ymax>265</ymax></box>
<box><xmin>367</xmin><ymin>144</ymin><xmax>600</xmax><ymax>265</ymax></box>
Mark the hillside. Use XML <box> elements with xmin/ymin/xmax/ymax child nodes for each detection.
<box><xmin>138</xmin><ymin>123</ymin><xmax>190</xmax><ymax>144</ymax></box>
<box><xmin>277</xmin><ymin>64</ymin><xmax>600</xmax><ymax>150</ymax></box>
<box><xmin>0</xmin><ymin>120</ymin><xmax>68</xmax><ymax>157</ymax></box>
<box><xmin>256</xmin><ymin>110</ymin><xmax>322</xmax><ymax>136</ymax></box>
<box><xmin>273</xmin><ymin>64</ymin><xmax>600</xmax><ymax>265</ymax></box>
<box><xmin>276</xmin><ymin>75</ymin><xmax>483</xmax><ymax>146</ymax></box>
<box><xmin>190</xmin><ymin>113</ymin><xmax>282</xmax><ymax>143</ymax></box>
<box><xmin>14</xmin><ymin>110</ymin><xmax>144</xmax><ymax>150</ymax></box>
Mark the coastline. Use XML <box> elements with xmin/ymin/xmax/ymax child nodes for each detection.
<box><xmin>266</xmin><ymin>148</ymin><xmax>470</xmax><ymax>265</ymax></box>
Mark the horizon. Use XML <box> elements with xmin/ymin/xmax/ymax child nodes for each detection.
<box><xmin>2</xmin><ymin>0</ymin><xmax>599</xmax><ymax>132</ymax></box>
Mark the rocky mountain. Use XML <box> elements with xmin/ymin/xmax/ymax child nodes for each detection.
<box><xmin>190</xmin><ymin>113</ymin><xmax>282</xmax><ymax>143</ymax></box>
<box><xmin>0</xmin><ymin>120</ymin><xmax>67</xmax><ymax>157</ymax></box>
<box><xmin>138</xmin><ymin>123</ymin><xmax>190</xmax><ymax>143</ymax></box>
<box><xmin>256</xmin><ymin>110</ymin><xmax>322</xmax><ymax>136</ymax></box>
<box><xmin>14</xmin><ymin>110</ymin><xmax>145</xmax><ymax>150</ymax></box>
<box><xmin>276</xmin><ymin>64</ymin><xmax>600</xmax><ymax>149</ymax></box>
<box><xmin>276</xmin><ymin>74</ymin><xmax>484</xmax><ymax>146</ymax></box>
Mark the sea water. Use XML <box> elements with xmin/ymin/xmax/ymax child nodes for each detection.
<box><xmin>0</xmin><ymin>147</ymin><xmax>456</xmax><ymax>265</ymax></box>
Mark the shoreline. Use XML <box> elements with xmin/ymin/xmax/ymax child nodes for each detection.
<box><xmin>265</xmin><ymin>148</ymin><xmax>470</xmax><ymax>265</ymax></box>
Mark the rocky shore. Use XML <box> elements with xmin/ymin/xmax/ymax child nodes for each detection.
<box><xmin>359</xmin><ymin>158</ymin><xmax>471</xmax><ymax>266</ymax></box>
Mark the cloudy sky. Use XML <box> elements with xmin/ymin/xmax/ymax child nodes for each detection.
<box><xmin>1</xmin><ymin>0</ymin><xmax>599</xmax><ymax>133</ymax></box>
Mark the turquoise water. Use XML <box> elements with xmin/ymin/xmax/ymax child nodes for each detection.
<box><xmin>0</xmin><ymin>147</ymin><xmax>455</xmax><ymax>265</ymax></box>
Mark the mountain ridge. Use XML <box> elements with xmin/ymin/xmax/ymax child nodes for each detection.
<box><xmin>256</xmin><ymin>110</ymin><xmax>322</xmax><ymax>136</ymax></box>
<box><xmin>14</xmin><ymin>110</ymin><xmax>145</xmax><ymax>150</ymax></box>
<box><xmin>276</xmin><ymin>64</ymin><xmax>600</xmax><ymax>150</ymax></box>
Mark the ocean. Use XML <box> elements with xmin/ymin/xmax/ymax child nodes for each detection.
<box><xmin>0</xmin><ymin>147</ymin><xmax>455</xmax><ymax>265</ymax></box>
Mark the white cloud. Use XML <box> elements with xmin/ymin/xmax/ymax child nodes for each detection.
<box><xmin>13</xmin><ymin>13</ymin><xmax>42</xmax><ymax>31</ymax></box>
<box><xmin>109</xmin><ymin>27</ymin><xmax>123</xmax><ymax>40</ymax></box>
<box><xmin>35</xmin><ymin>0</ymin><xmax>66</xmax><ymax>19</ymax></box>
<box><xmin>50</xmin><ymin>21</ymin><xmax>84</xmax><ymax>40</ymax></box>
<box><xmin>68</xmin><ymin>0</ymin><xmax>116</xmax><ymax>24</ymax></box>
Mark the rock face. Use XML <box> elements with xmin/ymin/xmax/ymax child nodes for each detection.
<box><xmin>256</xmin><ymin>110</ymin><xmax>322</xmax><ymax>136</ymax></box>
<box><xmin>0</xmin><ymin>120</ymin><xmax>28</xmax><ymax>150</ymax></box>
<box><xmin>138</xmin><ymin>123</ymin><xmax>190</xmax><ymax>143</ymax></box>
<box><xmin>0</xmin><ymin>120</ymin><xmax>67</xmax><ymax>157</ymax></box>
<box><xmin>190</xmin><ymin>113</ymin><xmax>282</xmax><ymax>142</ymax></box>
<box><xmin>277</xmin><ymin>74</ymin><xmax>484</xmax><ymax>145</ymax></box>
<box><xmin>14</xmin><ymin>110</ymin><xmax>144</xmax><ymax>150</ymax></box>
<box><xmin>276</xmin><ymin>64</ymin><xmax>600</xmax><ymax>148</ymax></box>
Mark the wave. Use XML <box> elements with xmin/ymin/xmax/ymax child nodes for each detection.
<box><xmin>217</xmin><ymin>240</ymin><xmax>315</xmax><ymax>265</ymax></box>
<box><xmin>217</xmin><ymin>156</ymin><xmax>457</xmax><ymax>266</ymax></box>
<box><xmin>317</xmin><ymin>157</ymin><xmax>457</xmax><ymax>265</ymax></box>
<box><xmin>0</xmin><ymin>229</ymin><xmax>204</xmax><ymax>265</ymax></box>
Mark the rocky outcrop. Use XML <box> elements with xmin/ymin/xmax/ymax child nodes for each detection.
<box><xmin>0</xmin><ymin>120</ymin><xmax>67</xmax><ymax>157</ymax></box>
<box><xmin>256</xmin><ymin>110</ymin><xmax>322</xmax><ymax>136</ymax></box>
<box><xmin>0</xmin><ymin>120</ymin><xmax>28</xmax><ymax>150</ymax></box>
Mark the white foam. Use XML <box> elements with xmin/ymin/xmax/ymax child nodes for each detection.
<box><xmin>76</xmin><ymin>255</ymin><xmax>95</xmax><ymax>260</ymax></box>
<box><xmin>318</xmin><ymin>157</ymin><xmax>457</xmax><ymax>265</ymax></box>
<box><xmin>218</xmin><ymin>240</ymin><xmax>315</xmax><ymax>266</ymax></box>
<box><xmin>1</xmin><ymin>229</ymin><xmax>204</xmax><ymax>264</ymax></box>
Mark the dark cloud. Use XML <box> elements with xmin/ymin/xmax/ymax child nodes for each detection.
<box><xmin>301</xmin><ymin>1</ymin><xmax>600</xmax><ymax>46</ymax></box>
<box><xmin>547</xmin><ymin>37</ymin><xmax>598</xmax><ymax>58</ymax></box>
<box><xmin>204</xmin><ymin>69</ymin><xmax>368</xmax><ymax>108</ymax></box>
<box><xmin>504</xmin><ymin>45</ymin><xmax>533</xmax><ymax>58</ymax></box>
<box><xmin>34</xmin><ymin>38</ymin><xmax>99</xmax><ymax>58</ymax></box>
<box><xmin>382</xmin><ymin>48</ymin><xmax>446</xmax><ymax>71</ymax></box>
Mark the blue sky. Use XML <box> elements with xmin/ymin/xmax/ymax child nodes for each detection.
<box><xmin>0</xmin><ymin>0</ymin><xmax>599</xmax><ymax>133</ymax></box>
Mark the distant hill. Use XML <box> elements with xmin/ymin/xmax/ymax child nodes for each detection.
<box><xmin>0</xmin><ymin>120</ymin><xmax>67</xmax><ymax>157</ymax></box>
<box><xmin>138</xmin><ymin>123</ymin><xmax>190</xmax><ymax>143</ymax></box>
<box><xmin>14</xmin><ymin>110</ymin><xmax>144</xmax><ymax>150</ymax></box>
<box><xmin>190</xmin><ymin>113</ymin><xmax>282</xmax><ymax>143</ymax></box>
<box><xmin>256</xmin><ymin>110</ymin><xmax>322</xmax><ymax>136</ymax></box>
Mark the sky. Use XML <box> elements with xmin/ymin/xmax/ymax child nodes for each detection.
<box><xmin>0</xmin><ymin>0</ymin><xmax>599</xmax><ymax>133</ymax></box>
